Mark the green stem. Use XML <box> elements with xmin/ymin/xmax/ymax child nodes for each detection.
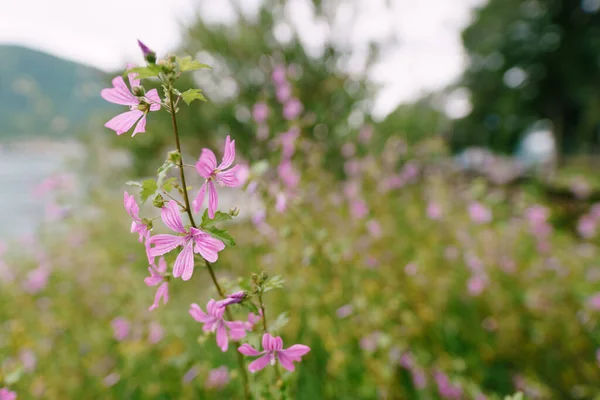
<box><xmin>168</xmin><ymin>90</ymin><xmax>251</xmax><ymax>400</ymax></box>
<box><xmin>167</xmin><ymin>88</ymin><xmax>196</xmax><ymax>228</ymax></box>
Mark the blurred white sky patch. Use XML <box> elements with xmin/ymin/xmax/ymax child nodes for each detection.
<box><xmin>0</xmin><ymin>0</ymin><xmax>485</xmax><ymax>118</ymax></box>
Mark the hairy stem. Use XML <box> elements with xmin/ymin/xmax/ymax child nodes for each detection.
<box><xmin>168</xmin><ymin>89</ymin><xmax>251</xmax><ymax>400</ymax></box>
<box><xmin>167</xmin><ymin>88</ymin><xmax>197</xmax><ymax>228</ymax></box>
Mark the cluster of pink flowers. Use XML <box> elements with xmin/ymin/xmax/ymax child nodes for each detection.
<box><xmin>577</xmin><ymin>203</ymin><xmax>600</xmax><ymax>239</ymax></box>
<box><xmin>0</xmin><ymin>388</ymin><xmax>16</xmax><ymax>400</ymax></box>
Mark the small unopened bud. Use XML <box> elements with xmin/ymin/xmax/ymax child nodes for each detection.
<box><xmin>153</xmin><ymin>194</ymin><xmax>165</xmax><ymax>208</ymax></box>
<box><xmin>260</xmin><ymin>271</ymin><xmax>268</xmax><ymax>282</ymax></box>
<box><xmin>167</xmin><ymin>150</ymin><xmax>181</xmax><ymax>164</ymax></box>
<box><xmin>229</xmin><ymin>207</ymin><xmax>240</xmax><ymax>217</ymax></box>
<box><xmin>132</xmin><ymin>86</ymin><xmax>145</xmax><ymax>96</ymax></box>
<box><xmin>137</xmin><ymin>39</ymin><xmax>157</xmax><ymax>64</ymax></box>
<box><xmin>251</xmin><ymin>273</ymin><xmax>259</xmax><ymax>283</ymax></box>
<box><xmin>251</xmin><ymin>286</ymin><xmax>259</xmax><ymax>294</ymax></box>
<box><xmin>137</xmin><ymin>103</ymin><xmax>150</xmax><ymax>112</ymax></box>
<box><xmin>142</xmin><ymin>218</ymin><xmax>153</xmax><ymax>230</ymax></box>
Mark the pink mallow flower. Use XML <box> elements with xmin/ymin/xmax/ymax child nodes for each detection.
<box><xmin>124</xmin><ymin>192</ymin><xmax>149</xmax><ymax>242</ymax></box>
<box><xmin>0</xmin><ymin>388</ymin><xmax>16</xmax><ymax>400</ymax></box>
<box><xmin>238</xmin><ymin>333</ymin><xmax>311</xmax><ymax>373</ymax></box>
<box><xmin>148</xmin><ymin>201</ymin><xmax>225</xmax><ymax>281</ymax></box>
<box><xmin>189</xmin><ymin>299</ymin><xmax>248</xmax><ymax>352</ymax></box>
<box><xmin>588</xmin><ymin>293</ymin><xmax>600</xmax><ymax>310</ymax></box>
<box><xmin>278</xmin><ymin>160</ymin><xmax>300</xmax><ymax>189</ymax></box>
<box><xmin>145</xmin><ymin>257</ymin><xmax>169</xmax><ymax>311</ymax></box>
<box><xmin>205</xmin><ymin>366</ymin><xmax>230</xmax><ymax>390</ymax></box>
<box><xmin>111</xmin><ymin>317</ymin><xmax>130</xmax><ymax>341</ymax></box>
<box><xmin>469</xmin><ymin>202</ymin><xmax>492</xmax><ymax>224</ymax></box>
<box><xmin>193</xmin><ymin>135</ymin><xmax>241</xmax><ymax>219</ymax></box>
<box><xmin>101</xmin><ymin>70</ymin><xmax>161</xmax><ymax>136</ymax></box>
<box><xmin>252</xmin><ymin>103</ymin><xmax>269</xmax><ymax>124</ymax></box>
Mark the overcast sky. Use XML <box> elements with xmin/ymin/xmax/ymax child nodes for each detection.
<box><xmin>0</xmin><ymin>0</ymin><xmax>483</xmax><ymax>118</ymax></box>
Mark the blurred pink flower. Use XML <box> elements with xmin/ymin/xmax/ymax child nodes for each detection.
<box><xmin>238</xmin><ymin>333</ymin><xmax>311</xmax><ymax>372</ymax></box>
<box><xmin>578</xmin><ymin>215</ymin><xmax>597</xmax><ymax>239</ymax></box>
<box><xmin>596</xmin><ymin>349</ymin><xmax>600</xmax><ymax>367</ymax></box>
<box><xmin>245</xmin><ymin>312</ymin><xmax>262</xmax><ymax>330</ymax></box>
<box><xmin>205</xmin><ymin>366</ymin><xmax>230</xmax><ymax>390</ymax></box>
<box><xmin>22</xmin><ymin>267</ymin><xmax>50</xmax><ymax>294</ymax></box>
<box><xmin>283</xmin><ymin>98</ymin><xmax>303</xmax><ymax>120</ymax></box>
<box><xmin>525</xmin><ymin>205</ymin><xmax>549</xmax><ymax>225</ymax></box>
<box><xmin>366</xmin><ymin>219</ymin><xmax>382</xmax><ymax>239</ymax></box>
<box><xmin>111</xmin><ymin>317</ymin><xmax>130</xmax><ymax>341</ymax></box>
<box><xmin>276</xmin><ymin>83</ymin><xmax>292</xmax><ymax>103</ymax></box>
<box><xmin>404</xmin><ymin>263</ymin><xmax>418</xmax><ymax>276</ymax></box>
<box><xmin>360</xmin><ymin>332</ymin><xmax>381</xmax><ymax>353</ymax></box>
<box><xmin>101</xmin><ymin>72</ymin><xmax>161</xmax><ymax>136</ymax></box>
<box><xmin>189</xmin><ymin>299</ymin><xmax>248</xmax><ymax>352</ymax></box>
<box><xmin>19</xmin><ymin>349</ymin><xmax>37</xmax><ymax>372</ymax></box>
<box><xmin>279</xmin><ymin>127</ymin><xmax>300</xmax><ymax>158</ymax></box>
<box><xmin>588</xmin><ymin>293</ymin><xmax>600</xmax><ymax>310</ymax></box>
<box><xmin>275</xmin><ymin>193</ymin><xmax>287</xmax><ymax>213</ymax></box>
<box><xmin>148</xmin><ymin>321</ymin><xmax>164</xmax><ymax>344</ymax></box>
<box><xmin>351</xmin><ymin>199</ymin><xmax>369</xmax><ymax>219</ymax></box>
<box><xmin>341</xmin><ymin>143</ymin><xmax>356</xmax><ymax>158</ymax></box>
<box><xmin>278</xmin><ymin>160</ymin><xmax>300</xmax><ymax>189</ymax></box>
<box><xmin>344</xmin><ymin>160</ymin><xmax>362</xmax><ymax>176</ymax></box>
<box><xmin>427</xmin><ymin>202</ymin><xmax>442</xmax><ymax>220</ymax></box>
<box><xmin>182</xmin><ymin>366</ymin><xmax>199</xmax><ymax>384</ymax></box>
<box><xmin>336</xmin><ymin>304</ymin><xmax>353</xmax><ymax>319</ymax></box>
<box><xmin>412</xmin><ymin>369</ymin><xmax>427</xmax><ymax>390</ymax></box>
<box><xmin>0</xmin><ymin>388</ymin><xmax>16</xmax><ymax>400</ymax></box>
<box><xmin>145</xmin><ymin>257</ymin><xmax>169</xmax><ymax>311</ymax></box>
<box><xmin>272</xmin><ymin>65</ymin><xmax>287</xmax><ymax>85</ymax></box>
<box><xmin>124</xmin><ymin>192</ymin><xmax>149</xmax><ymax>243</ymax></box>
<box><xmin>434</xmin><ymin>371</ymin><xmax>462</xmax><ymax>399</ymax></box>
<box><xmin>103</xmin><ymin>373</ymin><xmax>120</xmax><ymax>387</ymax></box>
<box><xmin>256</xmin><ymin>125</ymin><xmax>269</xmax><ymax>140</ymax></box>
<box><xmin>236</xmin><ymin>164</ymin><xmax>251</xmax><ymax>187</ymax></box>
<box><xmin>467</xmin><ymin>275</ymin><xmax>487</xmax><ymax>296</ymax></box>
<box><xmin>359</xmin><ymin>125</ymin><xmax>373</xmax><ymax>144</ymax></box>
<box><xmin>148</xmin><ymin>201</ymin><xmax>225</xmax><ymax>281</ymax></box>
<box><xmin>468</xmin><ymin>202</ymin><xmax>492</xmax><ymax>224</ymax></box>
<box><xmin>252</xmin><ymin>102</ymin><xmax>269</xmax><ymax>124</ymax></box>
<box><xmin>193</xmin><ymin>135</ymin><xmax>241</xmax><ymax>218</ymax></box>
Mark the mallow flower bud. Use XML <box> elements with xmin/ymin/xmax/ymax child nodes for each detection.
<box><xmin>137</xmin><ymin>40</ymin><xmax>157</xmax><ymax>64</ymax></box>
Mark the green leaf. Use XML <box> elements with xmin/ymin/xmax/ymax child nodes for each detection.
<box><xmin>125</xmin><ymin>180</ymin><xmax>142</xmax><ymax>187</ymax></box>
<box><xmin>156</xmin><ymin>159</ymin><xmax>176</xmax><ymax>188</ymax></box>
<box><xmin>140</xmin><ymin>179</ymin><xmax>158</xmax><ymax>203</ymax></box>
<box><xmin>5</xmin><ymin>366</ymin><xmax>23</xmax><ymax>385</ymax></box>
<box><xmin>178</xmin><ymin>56</ymin><xmax>211</xmax><ymax>72</ymax></box>
<box><xmin>263</xmin><ymin>275</ymin><xmax>285</xmax><ymax>293</ymax></box>
<box><xmin>162</xmin><ymin>177</ymin><xmax>178</xmax><ymax>193</ymax></box>
<box><xmin>240</xmin><ymin>301</ymin><xmax>260</xmax><ymax>315</ymax></box>
<box><xmin>201</xmin><ymin>209</ymin><xmax>233</xmax><ymax>228</ymax></box>
<box><xmin>268</xmin><ymin>312</ymin><xmax>289</xmax><ymax>334</ymax></box>
<box><xmin>203</xmin><ymin>226</ymin><xmax>235</xmax><ymax>247</ymax></box>
<box><xmin>124</xmin><ymin>65</ymin><xmax>162</xmax><ymax>79</ymax></box>
<box><xmin>181</xmin><ymin>88</ymin><xmax>207</xmax><ymax>105</ymax></box>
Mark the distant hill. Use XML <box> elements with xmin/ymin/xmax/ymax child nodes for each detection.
<box><xmin>0</xmin><ymin>45</ymin><xmax>112</xmax><ymax>139</ymax></box>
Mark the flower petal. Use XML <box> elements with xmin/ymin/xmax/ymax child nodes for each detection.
<box><xmin>145</xmin><ymin>89</ymin><xmax>161</xmax><ymax>111</ymax></box>
<box><xmin>207</xmin><ymin>181</ymin><xmax>218</xmax><ymax>219</ymax></box>
<box><xmin>105</xmin><ymin>110</ymin><xmax>144</xmax><ymax>135</ymax></box>
<box><xmin>173</xmin><ymin>240</ymin><xmax>194</xmax><ymax>280</ymax></box>
<box><xmin>248</xmin><ymin>354</ymin><xmax>271</xmax><ymax>373</ymax></box>
<box><xmin>161</xmin><ymin>201</ymin><xmax>187</xmax><ymax>233</ymax></box>
<box><xmin>280</xmin><ymin>344</ymin><xmax>311</xmax><ymax>359</ymax></box>
<box><xmin>193</xmin><ymin>233</ymin><xmax>225</xmax><ymax>263</ymax></box>
<box><xmin>238</xmin><ymin>343</ymin><xmax>262</xmax><ymax>356</ymax></box>
<box><xmin>277</xmin><ymin>351</ymin><xmax>297</xmax><ymax>372</ymax></box>
<box><xmin>101</xmin><ymin>76</ymin><xmax>139</xmax><ymax>106</ymax></box>
<box><xmin>219</xmin><ymin>136</ymin><xmax>235</xmax><ymax>170</ymax></box>
<box><xmin>262</xmin><ymin>333</ymin><xmax>277</xmax><ymax>351</ymax></box>
<box><xmin>127</xmin><ymin>63</ymin><xmax>141</xmax><ymax>89</ymax></box>
<box><xmin>192</xmin><ymin>182</ymin><xmax>207</xmax><ymax>214</ymax></box>
<box><xmin>216</xmin><ymin>322</ymin><xmax>229</xmax><ymax>352</ymax></box>
<box><xmin>149</xmin><ymin>281</ymin><xmax>168</xmax><ymax>311</ymax></box>
<box><xmin>196</xmin><ymin>149</ymin><xmax>217</xmax><ymax>178</ymax></box>
<box><xmin>148</xmin><ymin>234</ymin><xmax>185</xmax><ymax>257</ymax></box>
<box><xmin>132</xmin><ymin>114</ymin><xmax>147</xmax><ymax>136</ymax></box>
<box><xmin>216</xmin><ymin>165</ymin><xmax>241</xmax><ymax>187</ymax></box>
<box><xmin>189</xmin><ymin>303</ymin><xmax>212</xmax><ymax>323</ymax></box>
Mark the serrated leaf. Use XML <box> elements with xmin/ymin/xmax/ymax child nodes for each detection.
<box><xmin>178</xmin><ymin>56</ymin><xmax>211</xmax><ymax>72</ymax></box>
<box><xmin>162</xmin><ymin>177</ymin><xmax>178</xmax><ymax>193</ymax></box>
<box><xmin>263</xmin><ymin>275</ymin><xmax>285</xmax><ymax>293</ymax></box>
<box><xmin>125</xmin><ymin>181</ymin><xmax>142</xmax><ymax>187</ymax></box>
<box><xmin>140</xmin><ymin>179</ymin><xmax>158</xmax><ymax>202</ymax></box>
<box><xmin>268</xmin><ymin>312</ymin><xmax>289</xmax><ymax>334</ymax></box>
<box><xmin>124</xmin><ymin>65</ymin><xmax>162</xmax><ymax>79</ymax></box>
<box><xmin>156</xmin><ymin>160</ymin><xmax>176</xmax><ymax>188</ymax></box>
<box><xmin>181</xmin><ymin>89</ymin><xmax>207</xmax><ymax>105</ymax></box>
<box><xmin>203</xmin><ymin>226</ymin><xmax>235</xmax><ymax>247</ymax></box>
<box><xmin>201</xmin><ymin>209</ymin><xmax>233</xmax><ymax>228</ymax></box>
